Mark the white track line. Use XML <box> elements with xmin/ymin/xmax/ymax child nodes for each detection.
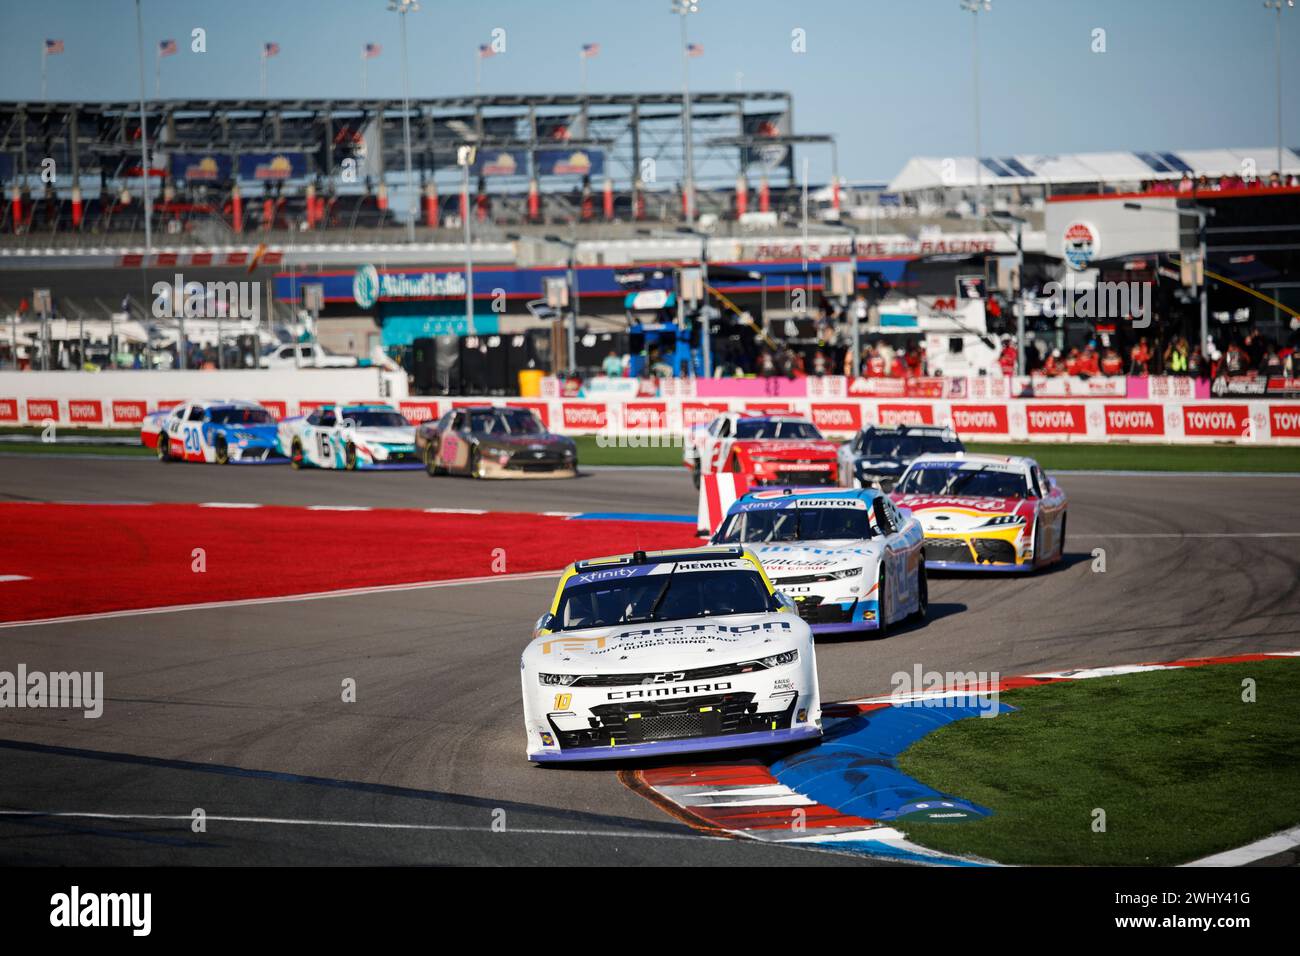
<box><xmin>1182</xmin><ymin>824</ymin><xmax>1300</xmax><ymax>866</ymax></box>
<box><xmin>0</xmin><ymin>569</ymin><xmax>563</xmax><ymax>630</ymax></box>
<box><xmin>1071</xmin><ymin>532</ymin><xmax>1300</xmax><ymax>539</ymax></box>
<box><xmin>0</xmin><ymin>810</ymin><xmax>718</xmax><ymax>841</ymax></box>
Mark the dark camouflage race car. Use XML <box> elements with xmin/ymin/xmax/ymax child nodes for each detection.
<box><xmin>415</xmin><ymin>405</ymin><xmax>578</xmax><ymax>479</ymax></box>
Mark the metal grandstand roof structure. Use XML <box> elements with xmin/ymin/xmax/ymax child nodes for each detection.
<box><xmin>0</xmin><ymin>91</ymin><xmax>829</xmax><ymax>192</ymax></box>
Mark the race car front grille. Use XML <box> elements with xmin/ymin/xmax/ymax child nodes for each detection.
<box><xmin>382</xmin><ymin>450</ymin><xmax>419</xmax><ymax>464</ymax></box>
<box><xmin>924</xmin><ymin>538</ymin><xmax>972</xmax><ymax>562</ymax></box>
<box><xmin>551</xmin><ymin>692</ymin><xmax>797</xmax><ymax>750</ymax></box>
<box><xmin>972</xmin><ymin>537</ymin><xmax>1017</xmax><ymax>564</ymax></box>
<box><xmin>793</xmin><ymin>598</ymin><xmax>856</xmax><ymax>624</ymax></box>
<box><xmin>567</xmin><ymin>659</ymin><xmax>774</xmax><ymax>688</ymax></box>
<box><xmin>756</xmin><ymin>469</ymin><xmax>835</xmax><ymax>486</ymax></box>
<box><xmin>774</xmin><ymin>571</ymin><xmax>843</xmax><ymax>585</ymax></box>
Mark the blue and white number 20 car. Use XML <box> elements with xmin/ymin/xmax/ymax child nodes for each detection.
<box><xmin>146</xmin><ymin>399</ymin><xmax>285</xmax><ymax>464</ymax></box>
<box><xmin>712</xmin><ymin>488</ymin><xmax>927</xmax><ymax>638</ymax></box>
<box><xmin>522</xmin><ymin>546</ymin><xmax>821</xmax><ymax>763</ymax></box>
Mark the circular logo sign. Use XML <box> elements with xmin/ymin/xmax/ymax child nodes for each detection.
<box><xmin>1063</xmin><ymin>221</ymin><xmax>1099</xmax><ymax>271</ymax></box>
<box><xmin>352</xmin><ymin>264</ymin><xmax>380</xmax><ymax>309</ymax></box>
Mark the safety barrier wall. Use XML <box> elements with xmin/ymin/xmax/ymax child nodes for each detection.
<box><xmin>0</xmin><ymin>368</ymin><xmax>408</xmax><ymax>428</ymax></box>
<box><xmin>1</xmin><ymin>376</ymin><xmax>1296</xmax><ymax>444</ymax></box>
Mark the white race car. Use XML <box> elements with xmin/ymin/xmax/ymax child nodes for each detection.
<box><xmin>712</xmin><ymin>487</ymin><xmax>927</xmax><ymax>637</ymax></box>
<box><xmin>521</xmin><ymin>546</ymin><xmax>822</xmax><ymax>763</ymax></box>
<box><xmin>277</xmin><ymin>403</ymin><xmax>420</xmax><ymax>470</ymax></box>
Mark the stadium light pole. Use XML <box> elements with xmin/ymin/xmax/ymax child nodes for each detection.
<box><xmin>1264</xmin><ymin>2</ymin><xmax>1294</xmax><ymax>176</ymax></box>
<box><xmin>676</xmin><ymin>226</ymin><xmax>711</xmax><ymax>376</ymax></box>
<box><xmin>543</xmin><ymin>235</ymin><xmax>581</xmax><ymax>373</ymax></box>
<box><xmin>389</xmin><ymin>0</ymin><xmax>419</xmax><ymax>243</ymax></box>
<box><xmin>819</xmin><ymin>222</ymin><xmax>862</xmax><ymax>376</ymax></box>
<box><xmin>960</xmin><ymin>0</ymin><xmax>990</xmax><ymax>219</ymax></box>
<box><xmin>672</xmin><ymin>0</ymin><xmax>700</xmax><ymax>223</ymax></box>
<box><xmin>134</xmin><ymin>1</ymin><xmax>153</xmax><ymax>266</ymax></box>
<box><xmin>989</xmin><ymin>210</ymin><xmax>1026</xmax><ymax>374</ymax></box>
<box><xmin>1124</xmin><ymin>201</ymin><xmax>1215</xmax><ymax>354</ymax></box>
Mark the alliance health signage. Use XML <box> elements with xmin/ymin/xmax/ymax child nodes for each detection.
<box><xmin>352</xmin><ymin>265</ymin><xmax>469</xmax><ymax>308</ymax></box>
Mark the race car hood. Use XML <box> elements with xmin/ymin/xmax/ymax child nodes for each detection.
<box><xmin>475</xmin><ymin>433</ymin><xmax>572</xmax><ymax>450</ymax></box>
<box><xmin>745</xmin><ymin>540</ymin><xmax>885</xmax><ymax>577</ymax></box>
<box><xmin>890</xmin><ymin>494</ymin><xmax>1036</xmax><ymax>533</ymax></box>
<box><xmin>528</xmin><ymin>611</ymin><xmax>804</xmax><ymax>671</ymax></box>
<box><xmin>734</xmin><ymin>440</ymin><xmax>839</xmax><ymax>460</ymax></box>
<box><xmin>214</xmin><ymin>423</ymin><xmax>279</xmax><ymax>445</ymax></box>
<box><xmin>851</xmin><ymin>457</ymin><xmax>907</xmax><ymax>473</ymax></box>
<box><xmin>349</xmin><ymin>426</ymin><xmax>416</xmax><ymax>446</ymax></box>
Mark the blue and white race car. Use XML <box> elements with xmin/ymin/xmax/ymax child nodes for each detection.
<box><xmin>144</xmin><ymin>399</ymin><xmax>285</xmax><ymax>464</ymax></box>
<box><xmin>277</xmin><ymin>403</ymin><xmax>420</xmax><ymax>470</ymax></box>
<box><xmin>711</xmin><ymin>487</ymin><xmax>927</xmax><ymax>637</ymax></box>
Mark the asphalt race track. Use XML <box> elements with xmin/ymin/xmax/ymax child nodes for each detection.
<box><xmin>1</xmin><ymin>455</ymin><xmax>1298</xmax><ymax>865</ymax></box>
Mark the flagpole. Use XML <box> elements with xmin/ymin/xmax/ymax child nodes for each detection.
<box><xmin>41</xmin><ymin>46</ymin><xmax>47</xmax><ymax>100</ymax></box>
<box><xmin>475</xmin><ymin>53</ymin><xmax>481</xmax><ymax>96</ymax></box>
<box><xmin>260</xmin><ymin>52</ymin><xmax>267</xmax><ymax>97</ymax></box>
<box><xmin>155</xmin><ymin>48</ymin><xmax>161</xmax><ymax>98</ymax></box>
<box><xmin>361</xmin><ymin>51</ymin><xmax>367</xmax><ymax>98</ymax></box>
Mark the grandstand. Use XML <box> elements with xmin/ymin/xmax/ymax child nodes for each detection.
<box><xmin>0</xmin><ymin>92</ymin><xmax>849</xmax><ymax>244</ymax></box>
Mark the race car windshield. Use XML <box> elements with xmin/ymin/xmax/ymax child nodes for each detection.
<box><xmin>896</xmin><ymin>465</ymin><xmax>1030</xmax><ymax>499</ymax></box>
<box><xmin>344</xmin><ymin>411</ymin><xmax>410</xmax><ymax>428</ymax></box>
<box><xmin>208</xmin><ymin>408</ymin><xmax>274</xmax><ymax>425</ymax></box>
<box><xmin>470</xmin><ymin>409</ymin><xmax>543</xmax><ymax>435</ymax></box>
<box><xmin>734</xmin><ymin>420</ymin><xmax>822</xmax><ymax>440</ymax></box>
<box><xmin>861</xmin><ymin>434</ymin><xmax>962</xmax><ymax>458</ymax></box>
<box><xmin>554</xmin><ymin>568</ymin><xmax>773</xmax><ymax>630</ymax></box>
<box><xmin>716</xmin><ymin>507</ymin><xmax>876</xmax><ymax>543</ymax></box>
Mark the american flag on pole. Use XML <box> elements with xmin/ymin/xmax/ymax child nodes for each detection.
<box><xmin>263</xmin><ymin>42</ymin><xmax>280</xmax><ymax>57</ymax></box>
<box><xmin>363</xmin><ymin>43</ymin><xmax>382</xmax><ymax>58</ymax></box>
<box><xmin>580</xmin><ymin>43</ymin><xmax>600</xmax><ymax>58</ymax></box>
<box><xmin>44</xmin><ymin>39</ymin><xmax>64</xmax><ymax>55</ymax></box>
<box><xmin>478</xmin><ymin>43</ymin><xmax>496</xmax><ymax>59</ymax></box>
<box><xmin>685</xmin><ymin>42</ymin><xmax>703</xmax><ymax>57</ymax></box>
<box><xmin>159</xmin><ymin>39</ymin><xmax>178</xmax><ymax>57</ymax></box>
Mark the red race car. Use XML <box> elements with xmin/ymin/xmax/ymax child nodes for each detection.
<box><xmin>685</xmin><ymin>413</ymin><xmax>840</xmax><ymax>487</ymax></box>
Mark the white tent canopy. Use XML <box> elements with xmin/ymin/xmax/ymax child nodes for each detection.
<box><xmin>887</xmin><ymin>147</ymin><xmax>1300</xmax><ymax>193</ymax></box>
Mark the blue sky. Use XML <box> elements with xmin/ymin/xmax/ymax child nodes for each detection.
<box><xmin>0</xmin><ymin>0</ymin><xmax>1295</xmax><ymax>182</ymax></box>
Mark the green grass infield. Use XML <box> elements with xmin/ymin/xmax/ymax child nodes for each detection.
<box><xmin>895</xmin><ymin>659</ymin><xmax>1300</xmax><ymax>866</ymax></box>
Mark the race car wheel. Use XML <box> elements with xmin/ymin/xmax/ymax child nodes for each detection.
<box><xmin>424</xmin><ymin>442</ymin><xmax>442</xmax><ymax>477</ymax></box>
<box><xmin>290</xmin><ymin>438</ymin><xmax>305</xmax><ymax>470</ymax></box>
<box><xmin>156</xmin><ymin>436</ymin><xmax>171</xmax><ymax>462</ymax></box>
<box><xmin>470</xmin><ymin>447</ymin><xmax>485</xmax><ymax>479</ymax></box>
<box><xmin>910</xmin><ymin>564</ymin><xmax>929</xmax><ymax>622</ymax></box>
<box><xmin>1058</xmin><ymin>515</ymin><xmax>1068</xmax><ymax>561</ymax></box>
<box><xmin>344</xmin><ymin>443</ymin><xmax>358</xmax><ymax>471</ymax></box>
<box><xmin>690</xmin><ymin>459</ymin><xmax>701</xmax><ymax>490</ymax></box>
<box><xmin>214</xmin><ymin>437</ymin><xmax>229</xmax><ymax>465</ymax></box>
<box><xmin>871</xmin><ymin>568</ymin><xmax>889</xmax><ymax>640</ymax></box>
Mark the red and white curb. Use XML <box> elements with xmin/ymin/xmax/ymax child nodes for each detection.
<box><xmin>626</xmin><ymin>650</ymin><xmax>1300</xmax><ymax>866</ymax></box>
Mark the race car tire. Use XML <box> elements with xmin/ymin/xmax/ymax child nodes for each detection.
<box><xmin>470</xmin><ymin>447</ymin><xmax>485</xmax><ymax>479</ymax></box>
<box><xmin>290</xmin><ymin>438</ymin><xmax>305</xmax><ymax>470</ymax></box>
<box><xmin>871</xmin><ymin>567</ymin><xmax>889</xmax><ymax>640</ymax></box>
<box><xmin>157</xmin><ymin>436</ymin><xmax>171</xmax><ymax>462</ymax></box>
<box><xmin>1058</xmin><ymin>514</ymin><xmax>1068</xmax><ymax>561</ymax></box>
<box><xmin>344</xmin><ymin>443</ymin><xmax>358</xmax><ymax>471</ymax></box>
<box><xmin>214</xmin><ymin>437</ymin><xmax>229</xmax><ymax>465</ymax></box>
<box><xmin>424</xmin><ymin>442</ymin><xmax>443</xmax><ymax>477</ymax></box>
<box><xmin>909</xmin><ymin>563</ymin><xmax>928</xmax><ymax>622</ymax></box>
<box><xmin>691</xmin><ymin>460</ymin><xmax>701</xmax><ymax>489</ymax></box>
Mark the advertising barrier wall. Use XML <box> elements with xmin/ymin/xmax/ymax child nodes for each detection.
<box><xmin>1</xmin><ymin>373</ymin><xmax>1295</xmax><ymax>444</ymax></box>
<box><xmin>0</xmin><ymin>369</ymin><xmax>408</xmax><ymax>428</ymax></box>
